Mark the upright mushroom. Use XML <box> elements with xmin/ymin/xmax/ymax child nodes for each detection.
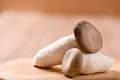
<box><xmin>33</xmin><ymin>21</ymin><xmax>103</xmax><ymax>67</ymax></box>
<box><xmin>74</xmin><ymin>21</ymin><xmax>103</xmax><ymax>53</ymax></box>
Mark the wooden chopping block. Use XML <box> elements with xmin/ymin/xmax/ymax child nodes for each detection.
<box><xmin>0</xmin><ymin>58</ymin><xmax>120</xmax><ymax>80</ymax></box>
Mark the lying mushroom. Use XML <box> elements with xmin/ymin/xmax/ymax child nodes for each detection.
<box><xmin>33</xmin><ymin>21</ymin><xmax>103</xmax><ymax>67</ymax></box>
<box><xmin>62</xmin><ymin>48</ymin><xmax>113</xmax><ymax>77</ymax></box>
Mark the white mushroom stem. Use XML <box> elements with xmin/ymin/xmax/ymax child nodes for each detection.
<box><xmin>62</xmin><ymin>48</ymin><xmax>114</xmax><ymax>77</ymax></box>
<box><xmin>33</xmin><ymin>34</ymin><xmax>79</xmax><ymax>67</ymax></box>
<box><xmin>80</xmin><ymin>52</ymin><xmax>114</xmax><ymax>74</ymax></box>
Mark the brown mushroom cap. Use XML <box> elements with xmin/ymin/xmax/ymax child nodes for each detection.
<box><xmin>62</xmin><ymin>48</ymin><xmax>83</xmax><ymax>77</ymax></box>
<box><xmin>74</xmin><ymin>21</ymin><xmax>103</xmax><ymax>53</ymax></box>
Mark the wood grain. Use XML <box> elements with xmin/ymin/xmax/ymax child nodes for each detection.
<box><xmin>0</xmin><ymin>58</ymin><xmax>120</xmax><ymax>80</ymax></box>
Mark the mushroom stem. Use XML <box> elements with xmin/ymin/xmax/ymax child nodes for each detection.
<box><xmin>80</xmin><ymin>52</ymin><xmax>113</xmax><ymax>74</ymax></box>
<box><xmin>62</xmin><ymin>48</ymin><xmax>114</xmax><ymax>77</ymax></box>
<box><xmin>33</xmin><ymin>34</ymin><xmax>79</xmax><ymax>67</ymax></box>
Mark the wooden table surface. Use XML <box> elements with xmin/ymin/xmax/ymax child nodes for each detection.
<box><xmin>0</xmin><ymin>58</ymin><xmax>120</xmax><ymax>80</ymax></box>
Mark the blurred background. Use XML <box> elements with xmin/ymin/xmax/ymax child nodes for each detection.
<box><xmin>0</xmin><ymin>0</ymin><xmax>120</xmax><ymax>64</ymax></box>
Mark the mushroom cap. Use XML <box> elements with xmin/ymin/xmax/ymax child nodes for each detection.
<box><xmin>62</xmin><ymin>48</ymin><xmax>83</xmax><ymax>77</ymax></box>
<box><xmin>74</xmin><ymin>21</ymin><xmax>103</xmax><ymax>53</ymax></box>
